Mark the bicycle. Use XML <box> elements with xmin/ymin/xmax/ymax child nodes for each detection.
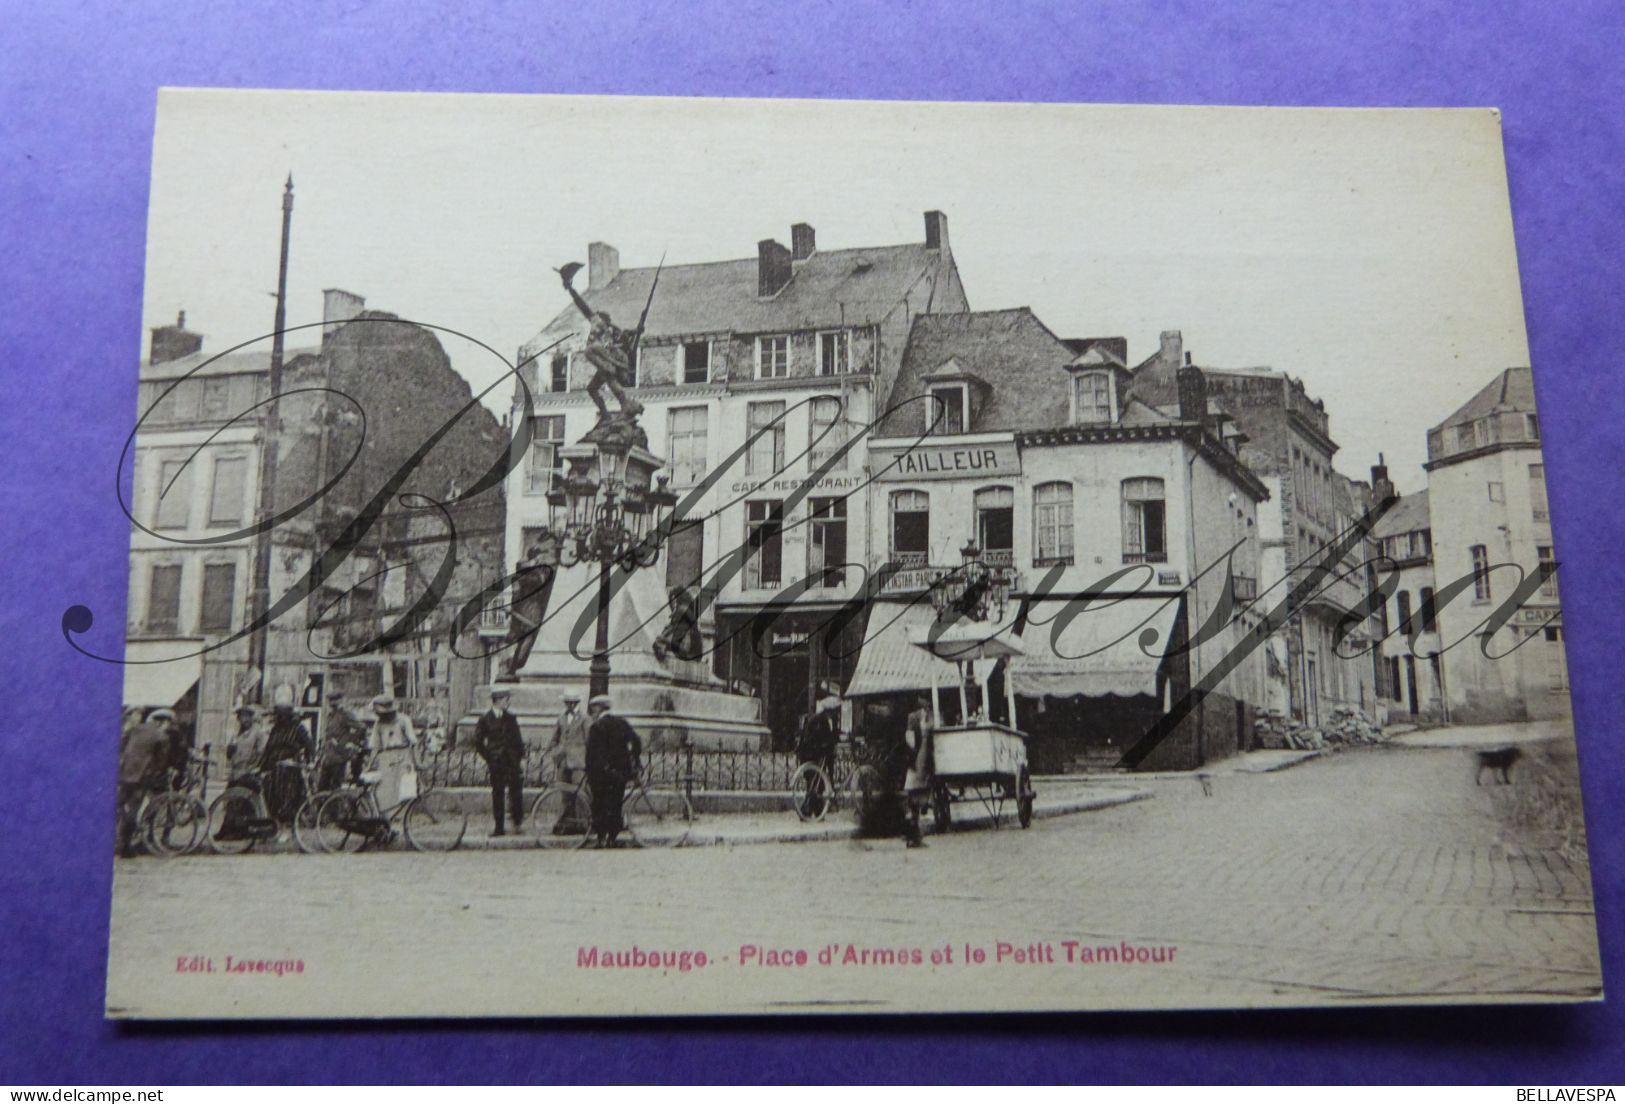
<box><xmin>530</xmin><ymin>766</ymin><xmax>695</xmax><ymax>849</ymax></box>
<box><xmin>791</xmin><ymin>737</ymin><xmax>887</xmax><ymax>822</ymax></box>
<box><xmin>206</xmin><ymin>758</ymin><xmax>314</xmax><ymax>854</ymax></box>
<box><xmin>292</xmin><ymin>758</ymin><xmax>366</xmax><ymax>854</ymax></box>
<box><xmin>312</xmin><ymin>759</ymin><xmax>467</xmax><ymax>853</ymax></box>
<box><xmin>137</xmin><ymin>745</ymin><xmax>212</xmax><ymax>858</ymax></box>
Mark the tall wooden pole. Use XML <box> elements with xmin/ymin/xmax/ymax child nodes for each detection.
<box><xmin>246</xmin><ymin>174</ymin><xmax>294</xmax><ymax>702</ymax></box>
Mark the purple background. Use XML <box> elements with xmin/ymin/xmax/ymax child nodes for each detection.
<box><xmin>2</xmin><ymin>0</ymin><xmax>1622</xmax><ymax>1084</ymax></box>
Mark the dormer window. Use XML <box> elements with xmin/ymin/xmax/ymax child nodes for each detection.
<box><xmin>928</xmin><ymin>384</ymin><xmax>968</xmax><ymax>435</ymax></box>
<box><xmin>1073</xmin><ymin>370</ymin><xmax>1113</xmax><ymax>425</ymax></box>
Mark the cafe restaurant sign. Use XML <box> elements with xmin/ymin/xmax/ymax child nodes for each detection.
<box><xmin>871</xmin><ymin>438</ymin><xmax>1021</xmax><ymax>482</ymax></box>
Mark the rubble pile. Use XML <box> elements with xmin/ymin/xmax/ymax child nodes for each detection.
<box><xmin>1253</xmin><ymin>707</ymin><xmax>1385</xmax><ymax>751</ymax></box>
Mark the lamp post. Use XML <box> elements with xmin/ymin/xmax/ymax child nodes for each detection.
<box><xmin>544</xmin><ymin>429</ymin><xmax>678</xmax><ymax>698</ymax></box>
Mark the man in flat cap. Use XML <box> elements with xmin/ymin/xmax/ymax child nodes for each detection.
<box><xmin>584</xmin><ymin>694</ymin><xmax>643</xmax><ymax>848</ymax></box>
<box><xmin>471</xmin><ymin>686</ymin><xmax>525</xmax><ymax>837</ymax></box>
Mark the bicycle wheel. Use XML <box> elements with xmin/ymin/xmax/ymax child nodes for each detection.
<box><xmin>146</xmin><ymin>793</ymin><xmax>207</xmax><ymax>857</ymax></box>
<box><xmin>314</xmin><ymin>790</ymin><xmax>371</xmax><ymax>854</ymax></box>
<box><xmin>530</xmin><ymin>783</ymin><xmax>592</xmax><ymax>844</ymax></box>
<box><xmin>790</xmin><ymin>762</ymin><xmax>834</xmax><ymax>822</ymax></box>
<box><xmin>852</xmin><ymin>764</ymin><xmax>887</xmax><ymax>826</ymax></box>
<box><xmin>206</xmin><ymin>788</ymin><xmax>261</xmax><ymax>855</ymax></box>
<box><xmin>292</xmin><ymin>792</ymin><xmax>330</xmax><ymax>854</ymax></box>
<box><xmin>620</xmin><ymin>781</ymin><xmax>690</xmax><ymax>848</ymax></box>
<box><xmin>403</xmin><ymin>789</ymin><xmax>468</xmax><ymax>852</ymax></box>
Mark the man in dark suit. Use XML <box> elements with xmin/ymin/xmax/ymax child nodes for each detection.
<box><xmin>585</xmin><ymin>694</ymin><xmax>642</xmax><ymax>848</ymax></box>
<box><xmin>472</xmin><ymin>686</ymin><xmax>525</xmax><ymax>837</ymax></box>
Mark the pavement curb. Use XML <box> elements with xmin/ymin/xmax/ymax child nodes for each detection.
<box><xmin>476</xmin><ymin>786</ymin><xmax>1154</xmax><ymax>851</ymax></box>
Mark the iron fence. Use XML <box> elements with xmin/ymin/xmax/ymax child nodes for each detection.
<box><xmin>418</xmin><ymin>743</ymin><xmax>851</xmax><ymax>792</ymax></box>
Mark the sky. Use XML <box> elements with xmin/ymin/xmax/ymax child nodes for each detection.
<box><xmin>143</xmin><ymin>92</ymin><xmax>1533</xmax><ymax>494</ymax></box>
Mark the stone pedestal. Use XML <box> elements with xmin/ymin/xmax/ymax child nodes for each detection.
<box><xmin>481</xmin><ymin>563</ymin><xmax>768</xmax><ymax>751</ymax></box>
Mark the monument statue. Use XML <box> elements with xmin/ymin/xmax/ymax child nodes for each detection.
<box><xmin>558</xmin><ymin>256</ymin><xmax>662</xmax><ymax>423</ymax></box>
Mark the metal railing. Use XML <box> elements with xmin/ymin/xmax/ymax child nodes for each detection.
<box><xmin>418</xmin><ymin>743</ymin><xmax>848</xmax><ymax>792</ymax></box>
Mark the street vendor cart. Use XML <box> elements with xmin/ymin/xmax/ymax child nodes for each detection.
<box><xmin>910</xmin><ymin>619</ymin><xmax>1035</xmax><ymax>832</ymax></box>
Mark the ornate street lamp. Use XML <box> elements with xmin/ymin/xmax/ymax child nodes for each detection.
<box><xmin>930</xmin><ymin>539</ymin><xmax>1013</xmax><ymax>625</ymax></box>
<box><xmin>544</xmin><ymin>430</ymin><xmax>678</xmax><ymax>696</ymax></box>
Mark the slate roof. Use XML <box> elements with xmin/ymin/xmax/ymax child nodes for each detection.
<box><xmin>1430</xmin><ymin>367</ymin><xmax>1536</xmax><ymax>432</ymax></box>
<box><xmin>1371</xmin><ymin>489</ymin><xmax>1431</xmax><ymax>539</ymax></box>
<box><xmin>140</xmin><ymin>345</ymin><xmax>323</xmax><ymax>380</ymax></box>
<box><xmin>527</xmin><ymin>242</ymin><xmax>951</xmax><ymax>343</ymax></box>
<box><xmin>884</xmin><ymin>308</ymin><xmax>1088</xmax><ymax>433</ymax></box>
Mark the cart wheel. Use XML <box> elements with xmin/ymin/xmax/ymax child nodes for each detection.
<box><xmin>930</xmin><ymin>783</ymin><xmax>952</xmax><ymax>834</ymax></box>
<box><xmin>790</xmin><ymin>762</ymin><xmax>834</xmax><ymax>822</ymax></box>
<box><xmin>1017</xmin><ymin>768</ymin><xmax>1034</xmax><ymax>829</ymax></box>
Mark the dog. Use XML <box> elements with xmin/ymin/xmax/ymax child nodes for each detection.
<box><xmin>1196</xmin><ymin>772</ymin><xmax>1214</xmax><ymax>797</ymax></box>
<box><xmin>1474</xmin><ymin>746</ymin><xmax>1522</xmax><ymax>785</ymax></box>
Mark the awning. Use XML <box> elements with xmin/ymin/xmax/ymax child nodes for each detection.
<box><xmin>1012</xmin><ymin>597</ymin><xmax>1181</xmax><ymax>698</ymax></box>
<box><xmin>846</xmin><ymin>602</ymin><xmax>965</xmax><ymax>697</ymax></box>
<box><xmin>122</xmin><ymin>644</ymin><xmax>203</xmax><ymax>708</ymax></box>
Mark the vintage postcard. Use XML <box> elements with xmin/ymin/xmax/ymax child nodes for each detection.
<box><xmin>100</xmin><ymin>90</ymin><xmax>1599</xmax><ymax>1017</ymax></box>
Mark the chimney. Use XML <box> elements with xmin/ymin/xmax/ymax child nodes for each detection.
<box><xmin>924</xmin><ymin>210</ymin><xmax>949</xmax><ymax>252</ymax></box>
<box><xmin>1371</xmin><ymin>453</ymin><xmax>1396</xmax><ymax>505</ymax></box>
<box><xmin>322</xmin><ymin>288</ymin><xmax>366</xmax><ymax>344</ymax></box>
<box><xmin>149</xmin><ymin>309</ymin><xmax>203</xmax><ymax>365</ymax></box>
<box><xmin>790</xmin><ymin>222</ymin><xmax>816</xmax><ymax>261</ymax></box>
<box><xmin>1159</xmin><ymin>330</ymin><xmax>1183</xmax><ymax>371</ymax></box>
<box><xmin>1177</xmin><ymin>357</ymin><xmax>1208</xmax><ymax>429</ymax></box>
<box><xmin>758</xmin><ymin>238</ymin><xmax>793</xmax><ymax>298</ymax></box>
<box><xmin>587</xmin><ymin>242</ymin><xmax>620</xmax><ymax>291</ymax></box>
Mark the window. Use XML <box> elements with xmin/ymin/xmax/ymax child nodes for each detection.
<box><xmin>525</xmin><ymin>415</ymin><xmax>566</xmax><ymax>494</ymax></box>
<box><xmin>199</xmin><ymin>562</ymin><xmax>236</xmax><ymax>632</ymax></box>
<box><xmin>1033</xmin><ymin>482</ymin><xmax>1074</xmax><ymax>565</ymax></box>
<box><xmin>818</xmin><ymin>331</ymin><xmax>849</xmax><ymax>376</ymax></box>
<box><xmin>890</xmin><ymin>490</ymin><xmax>930</xmax><ymax>565</ymax></box>
<box><xmin>1544</xmin><ymin>625</ymin><xmax>1568</xmax><ymax>691</ymax></box>
<box><xmin>1537</xmin><ymin>545</ymin><xmax>1558</xmax><ymax>599</ymax></box>
<box><xmin>549</xmin><ymin>353</ymin><xmax>569</xmax><ymax>393</ymax></box>
<box><xmin>155</xmin><ymin>458</ymin><xmax>193</xmax><ymax>529</ymax></box>
<box><xmin>974</xmin><ymin>486</ymin><xmax>1014</xmax><ymax>563</ymax></box>
<box><xmin>927</xmin><ymin>385</ymin><xmax>967</xmax><ymax>435</ymax></box>
<box><xmin>146</xmin><ymin>563</ymin><xmax>182</xmax><ymax>633</ymax></box>
<box><xmin>1529</xmin><ymin>463</ymin><xmax>1548</xmax><ymax>520</ymax></box>
<box><xmin>808</xmin><ymin>497</ymin><xmax>847</xmax><ymax>588</ymax></box>
<box><xmin>683</xmin><ymin>341</ymin><xmax>711</xmax><ymax>385</ymax></box>
<box><xmin>756</xmin><ymin>335</ymin><xmax>789</xmax><ymax>379</ymax></box>
<box><xmin>200</xmin><ymin>376</ymin><xmax>233</xmax><ymax>420</ymax></box>
<box><xmin>1121</xmin><ymin>477</ymin><xmax>1167</xmax><ymax>563</ymax></box>
<box><xmin>667</xmin><ymin>406</ymin><xmax>708</xmax><ymax>486</ymax></box>
<box><xmin>744</xmin><ymin>500</ymin><xmax>784</xmax><ymax>589</ymax></box>
<box><xmin>746</xmin><ymin>401</ymin><xmax>786</xmax><ymax>476</ymax></box>
<box><xmin>1410</xmin><ymin>530</ymin><xmax>1432</xmax><ymax>559</ymax></box>
<box><xmin>1487</xmin><ymin>481</ymin><xmax>1504</xmax><ymax>503</ymax></box>
<box><xmin>208</xmin><ymin>456</ymin><xmax>248</xmax><ymax>526</ymax></box>
<box><xmin>1470</xmin><ymin>544</ymin><xmax>1491</xmax><ymax>601</ymax></box>
<box><xmin>1397</xmin><ymin>590</ymin><xmax>1413</xmax><ymax>635</ymax></box>
<box><xmin>1456</xmin><ymin>423</ymin><xmax>1476</xmax><ymax>451</ymax></box>
<box><xmin>1073</xmin><ymin>370</ymin><xmax>1112</xmax><ymax>425</ymax></box>
<box><xmin>808</xmin><ymin>396</ymin><xmax>846</xmax><ymax>471</ymax></box>
<box><xmin>1419</xmin><ymin>586</ymin><xmax>1437</xmax><ymax>632</ymax></box>
<box><xmin>1526</xmin><ymin>413</ymin><xmax>1540</xmax><ymax>440</ymax></box>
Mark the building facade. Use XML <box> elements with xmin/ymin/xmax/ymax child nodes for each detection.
<box><xmin>506</xmin><ymin>212</ymin><xmax>970</xmax><ymax>747</ymax></box>
<box><xmin>1368</xmin><ymin>467</ymin><xmax>1447</xmax><ymax>722</ymax></box>
<box><xmin>1137</xmin><ymin>338</ymin><xmax>1379</xmax><ymax>728</ymax></box>
<box><xmin>125</xmin><ymin>294</ymin><xmax>508</xmax><ymax>750</ymax></box>
<box><xmin>859</xmin><ymin>309</ymin><xmax>1270</xmax><ymax>772</ymax></box>
<box><xmin>1424</xmin><ymin>367</ymin><xmax>1568</xmax><ymax>722</ymax></box>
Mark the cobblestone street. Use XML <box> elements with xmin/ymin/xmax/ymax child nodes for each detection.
<box><xmin>107</xmin><ymin>725</ymin><xmax>1602</xmax><ymax>1017</ymax></box>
